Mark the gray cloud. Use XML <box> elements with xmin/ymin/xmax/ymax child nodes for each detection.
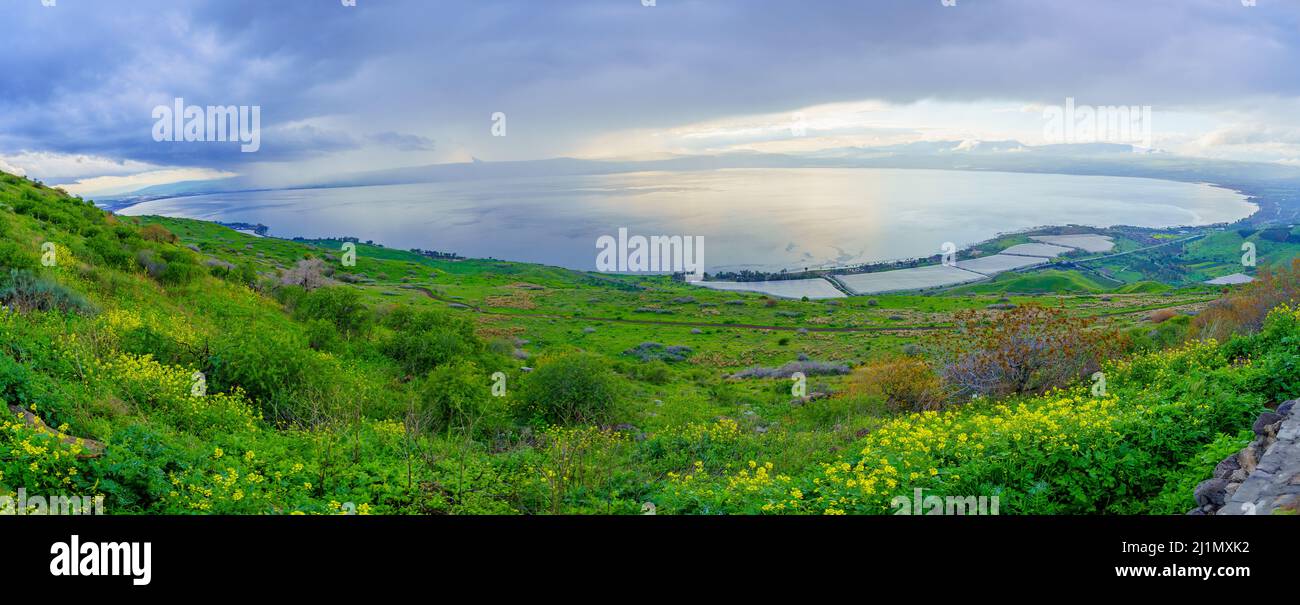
<box><xmin>1</xmin><ymin>0</ymin><xmax>1297</xmax><ymax>180</ymax></box>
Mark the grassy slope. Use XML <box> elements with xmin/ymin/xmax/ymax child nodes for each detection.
<box><xmin>0</xmin><ymin>171</ymin><xmax>1283</xmax><ymax>514</ymax></box>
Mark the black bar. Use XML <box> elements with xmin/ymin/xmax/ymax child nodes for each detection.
<box><xmin>4</xmin><ymin>515</ymin><xmax>1289</xmax><ymax>594</ymax></box>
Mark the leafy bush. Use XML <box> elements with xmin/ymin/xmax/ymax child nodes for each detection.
<box><xmin>292</xmin><ymin>286</ymin><xmax>371</xmax><ymax>338</ymax></box>
<box><xmin>303</xmin><ymin>318</ymin><xmax>341</xmax><ymax>352</ymax></box>
<box><xmin>0</xmin><ymin>240</ymin><xmax>38</xmax><ymax>271</ymax></box>
<box><xmin>208</xmin><ymin>328</ymin><xmax>313</xmax><ymax>423</ymax></box>
<box><xmin>518</xmin><ymin>353</ymin><xmax>619</xmax><ymax>425</ymax></box>
<box><xmin>380</xmin><ymin>307</ymin><xmax>483</xmax><ymax>376</ymax></box>
<box><xmin>117</xmin><ymin>324</ymin><xmax>192</xmax><ymax>366</ymax></box>
<box><xmin>0</xmin><ymin>352</ymin><xmax>36</xmax><ymax>406</ymax></box>
<box><xmin>85</xmin><ymin>234</ymin><xmax>133</xmax><ymax>270</ymax></box>
<box><xmin>629</xmin><ymin>361</ymin><xmax>672</xmax><ymax>385</ymax></box>
<box><xmin>1147</xmin><ymin>430</ymin><xmax>1254</xmax><ymax>514</ymax></box>
<box><xmin>136</xmin><ymin>248</ymin><xmax>204</xmax><ymax>286</ymax></box>
<box><xmin>848</xmin><ymin>356</ymin><xmax>948</xmax><ymax>413</ymax></box>
<box><xmin>417</xmin><ymin>360</ymin><xmax>494</xmax><ymax>433</ymax></box>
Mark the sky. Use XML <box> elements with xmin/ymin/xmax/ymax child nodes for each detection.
<box><xmin>1</xmin><ymin>0</ymin><xmax>1299</xmax><ymax>197</ymax></box>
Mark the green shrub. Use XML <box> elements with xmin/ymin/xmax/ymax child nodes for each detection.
<box><xmin>303</xmin><ymin>318</ymin><xmax>341</xmax><ymax>352</ymax></box>
<box><xmin>630</xmin><ymin>361</ymin><xmax>672</xmax><ymax>385</ymax></box>
<box><xmin>381</xmin><ymin>307</ymin><xmax>482</xmax><ymax>376</ymax></box>
<box><xmin>0</xmin><ymin>240</ymin><xmax>38</xmax><ymax>271</ymax></box>
<box><xmin>1147</xmin><ymin>430</ymin><xmax>1253</xmax><ymax>514</ymax></box>
<box><xmin>0</xmin><ymin>352</ymin><xmax>36</xmax><ymax>406</ymax></box>
<box><xmin>86</xmin><ymin>234</ymin><xmax>133</xmax><ymax>270</ymax></box>
<box><xmin>118</xmin><ymin>324</ymin><xmax>192</xmax><ymax>366</ymax></box>
<box><xmin>518</xmin><ymin>353</ymin><xmax>620</xmax><ymax>425</ymax></box>
<box><xmin>418</xmin><ymin>360</ymin><xmax>494</xmax><ymax>433</ymax></box>
<box><xmin>89</xmin><ymin>424</ymin><xmax>185</xmax><ymax>513</ymax></box>
<box><xmin>221</xmin><ymin>262</ymin><xmax>258</xmax><ymax>287</ymax></box>
<box><xmin>293</xmin><ymin>287</ymin><xmax>371</xmax><ymax>338</ymax></box>
<box><xmin>209</xmin><ymin>328</ymin><xmax>313</xmax><ymax>423</ymax></box>
<box><xmin>136</xmin><ymin>248</ymin><xmax>204</xmax><ymax>286</ymax></box>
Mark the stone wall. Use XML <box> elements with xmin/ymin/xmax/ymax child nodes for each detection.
<box><xmin>1190</xmin><ymin>400</ymin><xmax>1298</xmax><ymax>515</ymax></box>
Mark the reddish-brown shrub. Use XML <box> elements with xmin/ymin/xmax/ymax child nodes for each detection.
<box><xmin>139</xmin><ymin>223</ymin><xmax>178</xmax><ymax>244</ymax></box>
<box><xmin>1195</xmin><ymin>258</ymin><xmax>1300</xmax><ymax>341</ymax></box>
<box><xmin>938</xmin><ymin>304</ymin><xmax>1124</xmax><ymax>399</ymax></box>
<box><xmin>1148</xmin><ymin>308</ymin><xmax>1178</xmax><ymax>324</ymax></box>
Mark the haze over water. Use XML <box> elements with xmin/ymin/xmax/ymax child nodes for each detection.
<box><xmin>120</xmin><ymin>168</ymin><xmax>1256</xmax><ymax>273</ymax></box>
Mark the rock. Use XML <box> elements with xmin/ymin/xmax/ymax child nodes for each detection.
<box><xmin>691</xmin><ymin>328</ymin><xmax>702</xmax><ymax>334</ymax></box>
<box><xmin>582</xmin><ymin>327</ymin><xmax>596</xmax><ymax>334</ymax></box>
<box><xmin>7</xmin><ymin>405</ymin><xmax>104</xmax><ymax>457</ymax></box>
<box><xmin>1277</xmin><ymin>400</ymin><xmax>1295</xmax><ymax>416</ymax></box>
<box><xmin>1194</xmin><ymin>478</ymin><xmax>1228</xmax><ymax>508</ymax></box>
<box><xmin>1239</xmin><ymin>447</ymin><xmax>1258</xmax><ymax>474</ymax></box>
<box><xmin>520</xmin><ymin>366</ymin><xmax>533</xmax><ymax>373</ymax></box>
<box><xmin>187</xmin><ymin>244</ymin><xmax>201</xmax><ymax>252</ymax></box>
<box><xmin>205</xmin><ymin>258</ymin><xmax>235</xmax><ymax>271</ymax></box>
<box><xmin>1213</xmin><ymin>455</ymin><xmax>1240</xmax><ymax>479</ymax></box>
<box><xmin>1254</xmin><ymin>412</ymin><xmax>1283</xmax><ymax>435</ymax></box>
<box><xmin>1229</xmin><ymin>469</ymin><xmax>1248</xmax><ymax>482</ymax></box>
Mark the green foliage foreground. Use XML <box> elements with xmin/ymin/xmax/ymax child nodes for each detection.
<box><xmin>0</xmin><ymin>171</ymin><xmax>1292</xmax><ymax>514</ymax></box>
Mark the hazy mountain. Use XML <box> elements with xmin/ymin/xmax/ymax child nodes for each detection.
<box><xmin>102</xmin><ymin>142</ymin><xmax>1300</xmax><ymax>205</ymax></box>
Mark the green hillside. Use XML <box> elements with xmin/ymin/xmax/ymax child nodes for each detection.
<box><xmin>946</xmin><ymin>269</ymin><xmax>1112</xmax><ymax>294</ymax></box>
<box><xmin>1</xmin><ymin>170</ymin><xmax>1292</xmax><ymax>515</ymax></box>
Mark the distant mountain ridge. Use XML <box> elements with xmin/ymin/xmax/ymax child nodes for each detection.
<box><xmin>99</xmin><ymin>141</ymin><xmax>1300</xmax><ymax>205</ymax></box>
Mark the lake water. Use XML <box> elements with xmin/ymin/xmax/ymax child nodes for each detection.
<box><xmin>119</xmin><ymin>168</ymin><xmax>1255</xmax><ymax>273</ymax></box>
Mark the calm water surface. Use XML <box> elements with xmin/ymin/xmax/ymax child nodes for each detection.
<box><xmin>119</xmin><ymin>168</ymin><xmax>1255</xmax><ymax>273</ymax></box>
